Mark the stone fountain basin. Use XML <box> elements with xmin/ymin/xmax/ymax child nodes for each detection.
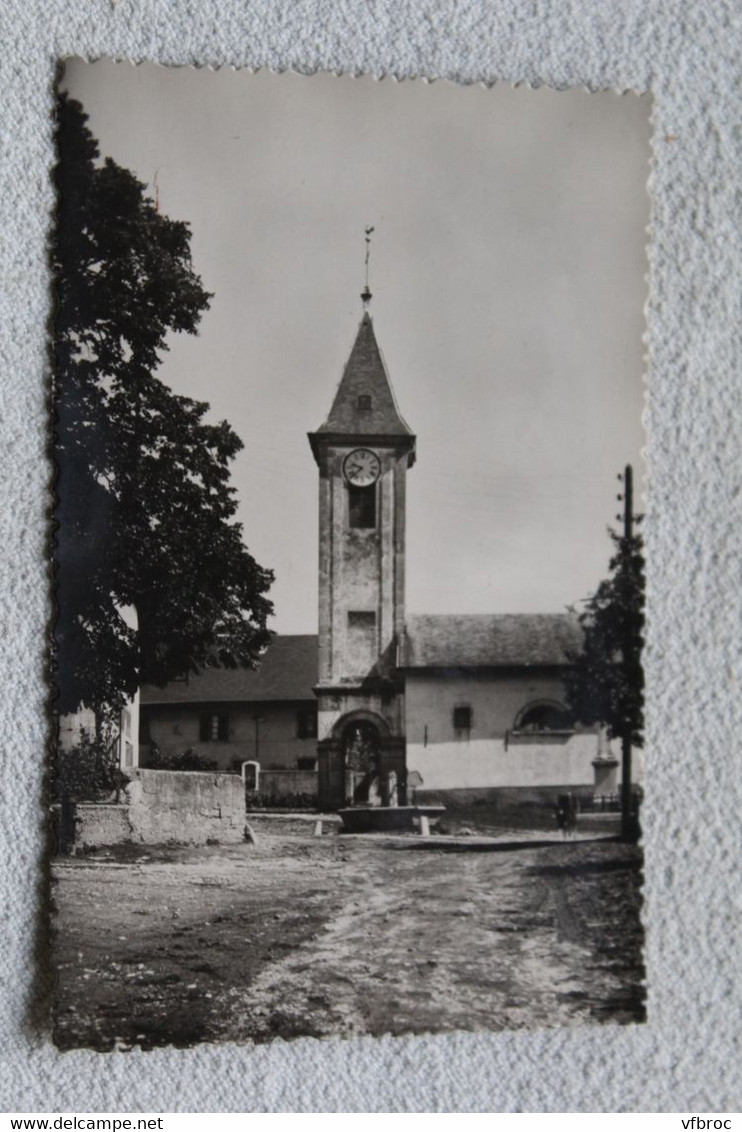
<box><xmin>338</xmin><ymin>805</ymin><xmax>445</xmax><ymax>834</ymax></box>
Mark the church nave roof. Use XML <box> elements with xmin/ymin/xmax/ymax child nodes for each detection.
<box><xmin>401</xmin><ymin>613</ymin><xmax>581</xmax><ymax>670</ymax></box>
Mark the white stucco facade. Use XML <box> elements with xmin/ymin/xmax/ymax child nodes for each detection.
<box><xmin>404</xmin><ymin>669</ymin><xmax>625</xmax><ymax>792</ymax></box>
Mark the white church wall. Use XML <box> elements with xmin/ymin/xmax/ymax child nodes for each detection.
<box><xmin>409</xmin><ymin>732</ymin><xmax>597</xmax><ymax>791</ymax></box>
<box><xmin>405</xmin><ymin>669</ymin><xmax>609</xmax><ymax>791</ymax></box>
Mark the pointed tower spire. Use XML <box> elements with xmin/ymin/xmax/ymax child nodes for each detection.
<box><xmin>308</xmin><ymin>245</ymin><xmax>415</xmax><ymax>466</ymax></box>
<box><xmin>309</xmin><ymin>313</ymin><xmax>414</xmax><ymax>446</ymax></box>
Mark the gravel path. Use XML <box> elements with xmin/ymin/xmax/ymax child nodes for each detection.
<box><xmin>52</xmin><ymin>835</ymin><xmax>645</xmax><ymax>1050</ymax></box>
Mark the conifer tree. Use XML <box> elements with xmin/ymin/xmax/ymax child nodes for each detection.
<box><xmin>564</xmin><ymin>524</ymin><xmax>645</xmax><ymax>749</ymax></box>
<box><xmin>564</xmin><ymin>505</ymin><xmax>645</xmax><ymax>840</ymax></box>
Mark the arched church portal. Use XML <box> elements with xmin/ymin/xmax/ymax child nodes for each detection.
<box><xmin>342</xmin><ymin>718</ymin><xmax>381</xmax><ymax>804</ymax></box>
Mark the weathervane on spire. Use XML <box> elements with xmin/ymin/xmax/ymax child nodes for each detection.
<box><xmin>361</xmin><ymin>225</ymin><xmax>375</xmax><ymax>309</ymax></box>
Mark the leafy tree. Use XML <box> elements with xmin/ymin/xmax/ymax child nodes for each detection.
<box><xmin>54</xmin><ymin>94</ymin><xmax>274</xmax><ymax>722</ymax></box>
<box><xmin>564</xmin><ymin>522</ymin><xmax>645</xmax><ymax>749</ymax></box>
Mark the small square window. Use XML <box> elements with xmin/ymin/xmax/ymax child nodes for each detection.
<box><xmin>348</xmin><ymin>610</ymin><xmax>376</xmax><ymax>628</ymax></box>
<box><xmin>297</xmin><ymin>757</ymin><xmax>317</xmax><ymax>771</ymax></box>
<box><xmin>453</xmin><ymin>705</ymin><xmax>472</xmax><ymax>731</ymax></box>
<box><xmin>357</xmin><ymin>394</ymin><xmax>372</xmax><ymax>410</ymax></box>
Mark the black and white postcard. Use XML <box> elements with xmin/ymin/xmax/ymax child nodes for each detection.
<box><xmin>52</xmin><ymin>62</ymin><xmax>649</xmax><ymax>1050</ymax></box>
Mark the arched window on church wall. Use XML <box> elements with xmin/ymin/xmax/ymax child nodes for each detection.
<box><xmin>512</xmin><ymin>700</ymin><xmax>575</xmax><ymax>735</ymax></box>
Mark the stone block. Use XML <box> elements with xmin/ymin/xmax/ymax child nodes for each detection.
<box><xmin>126</xmin><ymin>769</ymin><xmax>245</xmax><ymax>845</ymax></box>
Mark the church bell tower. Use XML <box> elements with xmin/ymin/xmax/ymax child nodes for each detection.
<box><xmin>308</xmin><ymin>291</ymin><xmax>416</xmax><ymax>810</ymax></box>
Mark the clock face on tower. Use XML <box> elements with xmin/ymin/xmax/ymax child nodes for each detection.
<box><xmin>343</xmin><ymin>448</ymin><xmax>381</xmax><ymax>487</ymax></box>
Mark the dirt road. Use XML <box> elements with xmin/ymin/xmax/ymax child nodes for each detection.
<box><xmin>52</xmin><ymin>834</ymin><xmax>645</xmax><ymax>1050</ymax></box>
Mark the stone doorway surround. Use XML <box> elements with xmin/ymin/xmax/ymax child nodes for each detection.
<box><xmin>317</xmin><ymin>708</ymin><xmax>406</xmax><ymax>810</ymax></box>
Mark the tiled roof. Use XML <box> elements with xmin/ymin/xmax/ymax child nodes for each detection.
<box><xmin>140</xmin><ymin>635</ymin><xmax>318</xmax><ymax>704</ymax></box>
<box><xmin>314</xmin><ymin>313</ymin><xmax>413</xmax><ymax>437</ymax></box>
<box><xmin>140</xmin><ymin>616</ymin><xmax>580</xmax><ymax>706</ymax></box>
<box><xmin>401</xmin><ymin>614</ymin><xmax>581</xmax><ymax>669</ymax></box>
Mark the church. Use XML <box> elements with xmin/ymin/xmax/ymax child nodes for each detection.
<box><xmin>140</xmin><ymin>297</ymin><xmax>624</xmax><ymax>809</ymax></box>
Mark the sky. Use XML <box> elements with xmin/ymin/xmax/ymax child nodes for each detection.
<box><xmin>62</xmin><ymin>62</ymin><xmax>650</xmax><ymax>634</ymax></box>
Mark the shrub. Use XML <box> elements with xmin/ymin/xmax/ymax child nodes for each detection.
<box><xmin>55</xmin><ymin>729</ymin><xmax>130</xmax><ymax>803</ymax></box>
<box><xmin>245</xmin><ymin>790</ymin><xmax>315</xmax><ymax>810</ymax></box>
<box><xmin>147</xmin><ymin>744</ymin><xmax>218</xmax><ymax>773</ymax></box>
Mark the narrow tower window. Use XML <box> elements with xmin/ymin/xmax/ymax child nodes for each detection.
<box><xmin>348</xmin><ymin>484</ymin><xmax>376</xmax><ymax>528</ymax></box>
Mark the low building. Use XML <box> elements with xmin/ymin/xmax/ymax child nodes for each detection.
<box><xmin>139</xmin><ymin>635</ymin><xmax>318</xmax><ymax>800</ymax></box>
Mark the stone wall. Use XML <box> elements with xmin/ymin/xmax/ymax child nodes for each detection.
<box><xmin>70</xmin><ymin>803</ymin><xmax>133</xmax><ymax>850</ymax></box>
<box><xmin>126</xmin><ymin>768</ymin><xmax>245</xmax><ymax>844</ymax></box>
<box><xmin>258</xmin><ymin>767</ymin><xmax>317</xmax><ymax>800</ymax></box>
<box><xmin>415</xmin><ymin>784</ymin><xmax>598</xmax><ymax>808</ymax></box>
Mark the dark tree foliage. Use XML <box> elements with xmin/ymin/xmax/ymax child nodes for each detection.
<box><xmin>564</xmin><ymin>524</ymin><xmax>645</xmax><ymax>748</ymax></box>
<box><xmin>54</xmin><ymin>94</ymin><xmax>274</xmax><ymax>719</ymax></box>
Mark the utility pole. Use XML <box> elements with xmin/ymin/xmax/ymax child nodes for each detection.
<box><xmin>620</xmin><ymin>463</ymin><xmax>634</xmax><ymax>840</ymax></box>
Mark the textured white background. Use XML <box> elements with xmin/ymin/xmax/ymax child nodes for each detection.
<box><xmin>0</xmin><ymin>0</ymin><xmax>740</xmax><ymax>1114</ymax></box>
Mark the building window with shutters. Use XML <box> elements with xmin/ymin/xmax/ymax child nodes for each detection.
<box><xmin>200</xmin><ymin>711</ymin><xmax>229</xmax><ymax>742</ymax></box>
<box><xmin>296</xmin><ymin>707</ymin><xmax>318</xmax><ymax>739</ymax></box>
